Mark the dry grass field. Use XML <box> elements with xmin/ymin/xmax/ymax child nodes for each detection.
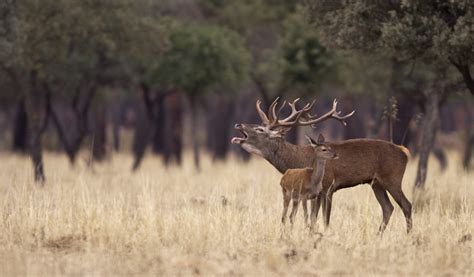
<box><xmin>0</xmin><ymin>152</ymin><xmax>472</xmax><ymax>275</ymax></box>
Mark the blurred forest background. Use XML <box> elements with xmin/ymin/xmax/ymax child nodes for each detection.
<box><xmin>0</xmin><ymin>0</ymin><xmax>473</xmax><ymax>187</ymax></box>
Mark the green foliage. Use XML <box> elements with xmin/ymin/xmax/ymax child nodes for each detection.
<box><xmin>306</xmin><ymin>0</ymin><xmax>393</xmax><ymax>52</ymax></box>
<box><xmin>0</xmin><ymin>0</ymin><xmax>165</xmax><ymax>98</ymax></box>
<box><xmin>199</xmin><ymin>2</ymin><xmax>337</xmax><ymax>99</ymax></box>
<box><xmin>381</xmin><ymin>1</ymin><xmax>474</xmax><ymax>65</ymax></box>
<box><xmin>149</xmin><ymin>23</ymin><xmax>250</xmax><ymax>98</ymax></box>
<box><xmin>306</xmin><ymin>0</ymin><xmax>473</xmax><ymax>73</ymax></box>
<box><xmin>199</xmin><ymin>0</ymin><xmax>298</xmax><ymax>32</ymax></box>
<box><xmin>306</xmin><ymin>0</ymin><xmax>474</xmax><ymax>97</ymax></box>
<box><xmin>0</xmin><ymin>0</ymin><xmax>15</xmax><ymax>65</ymax></box>
<box><xmin>279</xmin><ymin>9</ymin><xmax>335</xmax><ymax>95</ymax></box>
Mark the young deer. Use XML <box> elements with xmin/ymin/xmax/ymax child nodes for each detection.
<box><xmin>280</xmin><ymin>134</ymin><xmax>337</xmax><ymax>226</ymax></box>
<box><xmin>232</xmin><ymin>98</ymin><xmax>412</xmax><ymax>233</ymax></box>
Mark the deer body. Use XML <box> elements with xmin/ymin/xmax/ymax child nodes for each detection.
<box><xmin>238</xmin><ymin>133</ymin><xmax>411</xmax><ymax>232</ymax></box>
<box><xmin>280</xmin><ymin>138</ymin><xmax>334</xmax><ymax>225</ymax></box>
<box><xmin>280</xmin><ymin>167</ymin><xmax>316</xmax><ymax>225</ymax></box>
<box><xmin>232</xmin><ymin>98</ymin><xmax>412</xmax><ymax>233</ymax></box>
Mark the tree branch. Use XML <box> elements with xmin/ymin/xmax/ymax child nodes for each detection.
<box><xmin>450</xmin><ymin>59</ymin><xmax>474</xmax><ymax>95</ymax></box>
<box><xmin>140</xmin><ymin>82</ymin><xmax>155</xmax><ymax>120</ymax></box>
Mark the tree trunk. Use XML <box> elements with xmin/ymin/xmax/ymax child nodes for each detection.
<box><xmin>206</xmin><ymin>95</ymin><xmax>235</xmax><ymax>161</ymax></box>
<box><xmin>414</xmin><ymin>86</ymin><xmax>441</xmax><ymax>190</ymax></box>
<box><xmin>432</xmin><ymin>147</ymin><xmax>448</xmax><ymax>171</ymax></box>
<box><xmin>111</xmin><ymin>101</ymin><xmax>123</xmax><ymax>152</ymax></box>
<box><xmin>463</xmin><ymin>95</ymin><xmax>474</xmax><ymax>170</ymax></box>
<box><xmin>464</xmin><ymin>129</ymin><xmax>474</xmax><ymax>170</ymax></box>
<box><xmin>393</xmin><ymin>95</ymin><xmax>416</xmax><ymax>146</ymax></box>
<box><xmin>24</xmin><ymin>74</ymin><xmax>49</xmax><ymax>184</ymax></box>
<box><xmin>151</xmin><ymin>94</ymin><xmax>166</xmax><ymax>155</ymax></box>
<box><xmin>92</xmin><ymin>104</ymin><xmax>107</xmax><ymax>161</ymax></box>
<box><xmin>189</xmin><ymin>95</ymin><xmax>200</xmax><ymax>170</ymax></box>
<box><xmin>49</xmin><ymin>103</ymin><xmax>76</xmax><ymax>163</ymax></box>
<box><xmin>451</xmin><ymin>61</ymin><xmax>474</xmax><ymax>96</ymax></box>
<box><xmin>49</xmin><ymin>85</ymin><xmax>95</xmax><ymax>164</ymax></box>
<box><xmin>132</xmin><ymin>100</ymin><xmax>152</xmax><ymax>171</ymax></box>
<box><xmin>12</xmin><ymin>98</ymin><xmax>28</xmax><ymax>152</ymax></box>
<box><xmin>163</xmin><ymin>90</ymin><xmax>183</xmax><ymax>165</ymax></box>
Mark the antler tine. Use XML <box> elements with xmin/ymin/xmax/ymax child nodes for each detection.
<box><xmin>283</xmin><ymin>98</ymin><xmax>300</xmax><ymax>121</ymax></box>
<box><xmin>299</xmin><ymin>99</ymin><xmax>319</xmax><ymax>120</ymax></box>
<box><xmin>331</xmin><ymin>109</ymin><xmax>356</xmax><ymax>126</ymax></box>
<box><xmin>298</xmin><ymin>98</ymin><xmax>355</xmax><ymax>127</ymax></box>
<box><xmin>256</xmin><ymin>99</ymin><xmax>270</xmax><ymax>125</ymax></box>
<box><xmin>301</xmin><ymin>99</ymin><xmax>316</xmax><ymax>113</ymax></box>
<box><xmin>270</xmin><ymin>98</ymin><xmax>305</xmax><ymax>127</ymax></box>
<box><xmin>276</xmin><ymin>100</ymin><xmax>287</xmax><ymax>117</ymax></box>
<box><xmin>267</xmin><ymin>97</ymin><xmax>280</xmax><ymax>123</ymax></box>
<box><xmin>287</xmin><ymin>98</ymin><xmax>301</xmax><ymax>115</ymax></box>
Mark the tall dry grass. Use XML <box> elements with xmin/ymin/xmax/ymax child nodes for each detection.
<box><xmin>0</xmin><ymin>152</ymin><xmax>472</xmax><ymax>275</ymax></box>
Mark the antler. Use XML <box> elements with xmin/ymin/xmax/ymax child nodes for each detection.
<box><xmin>254</xmin><ymin>98</ymin><xmax>354</xmax><ymax>129</ymax></box>
<box><xmin>271</xmin><ymin>98</ymin><xmax>305</xmax><ymax>127</ymax></box>
<box><xmin>267</xmin><ymin>97</ymin><xmax>280</xmax><ymax>124</ymax></box>
<box><xmin>256</xmin><ymin>100</ymin><xmax>269</xmax><ymax>125</ymax></box>
<box><xmin>299</xmin><ymin>99</ymin><xmax>355</xmax><ymax>127</ymax></box>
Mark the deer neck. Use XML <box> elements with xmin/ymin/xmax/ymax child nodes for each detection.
<box><xmin>310</xmin><ymin>159</ymin><xmax>326</xmax><ymax>187</ymax></box>
<box><xmin>261</xmin><ymin>140</ymin><xmax>311</xmax><ymax>174</ymax></box>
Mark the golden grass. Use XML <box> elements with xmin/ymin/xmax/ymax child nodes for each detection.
<box><xmin>0</xmin><ymin>152</ymin><xmax>472</xmax><ymax>275</ymax></box>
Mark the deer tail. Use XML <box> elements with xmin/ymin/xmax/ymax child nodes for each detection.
<box><xmin>398</xmin><ymin>145</ymin><xmax>411</xmax><ymax>159</ymax></box>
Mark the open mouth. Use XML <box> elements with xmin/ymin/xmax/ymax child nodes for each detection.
<box><xmin>231</xmin><ymin>125</ymin><xmax>248</xmax><ymax>144</ymax></box>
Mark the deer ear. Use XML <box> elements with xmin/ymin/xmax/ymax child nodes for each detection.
<box><xmin>270</xmin><ymin>126</ymin><xmax>289</xmax><ymax>138</ymax></box>
<box><xmin>317</xmin><ymin>134</ymin><xmax>325</xmax><ymax>145</ymax></box>
<box><xmin>305</xmin><ymin>135</ymin><xmax>317</xmax><ymax>146</ymax></box>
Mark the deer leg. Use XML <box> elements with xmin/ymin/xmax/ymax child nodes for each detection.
<box><xmin>321</xmin><ymin>194</ymin><xmax>327</xmax><ymax>219</ymax></box>
<box><xmin>302</xmin><ymin>198</ymin><xmax>309</xmax><ymax>227</ymax></box>
<box><xmin>372</xmin><ymin>182</ymin><xmax>394</xmax><ymax>234</ymax></box>
<box><xmin>309</xmin><ymin>195</ymin><xmax>322</xmax><ymax>231</ymax></box>
<box><xmin>289</xmin><ymin>192</ymin><xmax>300</xmax><ymax>225</ymax></box>
<box><xmin>281</xmin><ymin>189</ymin><xmax>291</xmax><ymax>225</ymax></box>
<box><xmin>323</xmin><ymin>183</ymin><xmax>337</xmax><ymax>227</ymax></box>
<box><xmin>324</xmin><ymin>193</ymin><xmax>333</xmax><ymax>227</ymax></box>
<box><xmin>386</xmin><ymin>187</ymin><xmax>413</xmax><ymax>233</ymax></box>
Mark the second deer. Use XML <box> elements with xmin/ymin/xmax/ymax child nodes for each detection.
<box><xmin>280</xmin><ymin>134</ymin><xmax>337</xmax><ymax>226</ymax></box>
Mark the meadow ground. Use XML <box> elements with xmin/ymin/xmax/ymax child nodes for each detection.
<box><xmin>0</xmin><ymin>152</ymin><xmax>472</xmax><ymax>275</ymax></box>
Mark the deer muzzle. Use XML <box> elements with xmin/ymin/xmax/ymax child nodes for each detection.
<box><xmin>231</xmin><ymin>124</ymin><xmax>248</xmax><ymax>144</ymax></box>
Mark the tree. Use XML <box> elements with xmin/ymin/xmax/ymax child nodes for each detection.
<box><xmin>306</xmin><ymin>0</ymin><xmax>474</xmax><ymax>188</ymax></box>
<box><xmin>279</xmin><ymin>9</ymin><xmax>335</xmax><ymax>96</ymax></box>
<box><xmin>0</xmin><ymin>0</ymin><xmax>165</xmax><ymax>183</ymax></box>
<box><xmin>45</xmin><ymin>0</ymin><xmax>164</xmax><ymax>165</ymax></box>
<box><xmin>0</xmin><ymin>0</ymin><xmax>77</xmax><ymax>183</ymax></box>
<box><xmin>200</xmin><ymin>3</ymin><xmax>337</xmax><ymax>144</ymax></box>
<box><xmin>149</xmin><ymin>23</ymin><xmax>250</xmax><ymax>170</ymax></box>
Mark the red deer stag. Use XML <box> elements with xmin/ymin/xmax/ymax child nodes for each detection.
<box><xmin>280</xmin><ymin>134</ymin><xmax>337</xmax><ymax>226</ymax></box>
<box><xmin>231</xmin><ymin>98</ymin><xmax>412</xmax><ymax>233</ymax></box>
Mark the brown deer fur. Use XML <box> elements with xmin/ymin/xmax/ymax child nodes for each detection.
<box><xmin>280</xmin><ymin>135</ymin><xmax>337</xmax><ymax>225</ymax></box>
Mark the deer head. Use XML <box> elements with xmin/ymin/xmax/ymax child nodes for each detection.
<box><xmin>305</xmin><ymin>134</ymin><xmax>338</xmax><ymax>160</ymax></box>
<box><xmin>231</xmin><ymin>98</ymin><xmax>354</xmax><ymax>156</ymax></box>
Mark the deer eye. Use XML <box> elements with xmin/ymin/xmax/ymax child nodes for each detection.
<box><xmin>255</xmin><ymin>127</ymin><xmax>265</xmax><ymax>133</ymax></box>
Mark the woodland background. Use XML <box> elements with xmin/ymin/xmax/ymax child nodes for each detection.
<box><xmin>0</xmin><ymin>1</ymin><xmax>473</xmax><ymax>275</ymax></box>
<box><xmin>0</xmin><ymin>0</ymin><xmax>473</xmax><ymax>188</ymax></box>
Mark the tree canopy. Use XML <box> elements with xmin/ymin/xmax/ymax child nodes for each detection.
<box><xmin>307</xmin><ymin>0</ymin><xmax>474</xmax><ymax>94</ymax></box>
<box><xmin>149</xmin><ymin>23</ymin><xmax>250</xmax><ymax>98</ymax></box>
